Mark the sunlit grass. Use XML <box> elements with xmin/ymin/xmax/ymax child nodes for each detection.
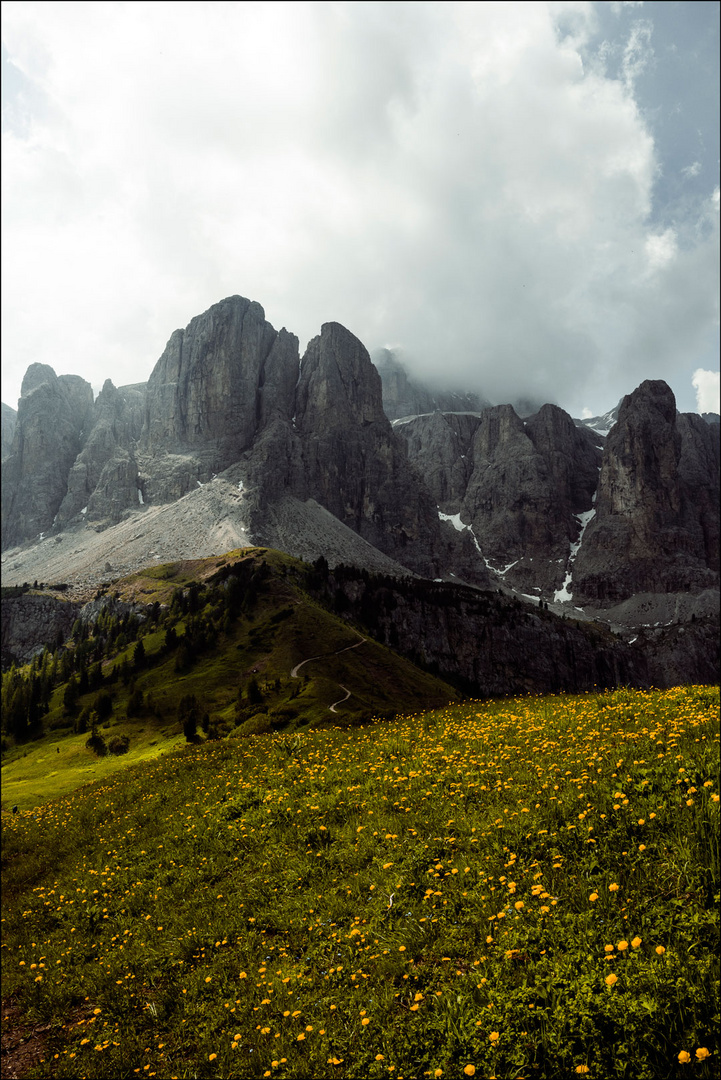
<box><xmin>2</xmin><ymin>685</ymin><xmax>718</xmax><ymax>1079</ymax></box>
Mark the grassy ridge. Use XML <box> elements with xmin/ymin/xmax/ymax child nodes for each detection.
<box><xmin>2</xmin><ymin>548</ymin><xmax>457</xmax><ymax>809</ymax></box>
<box><xmin>2</xmin><ymin>685</ymin><xmax>718</xmax><ymax>1079</ymax></box>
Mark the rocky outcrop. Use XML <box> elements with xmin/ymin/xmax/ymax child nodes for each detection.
<box><xmin>2</xmin><ymin>299</ymin><xmax>717</xmax><ymax>629</ymax></box>
<box><xmin>308</xmin><ymin>568</ymin><xmax>719</xmax><ymax>695</ymax></box>
<box><xmin>1</xmin><ymin>593</ymin><xmax>83</xmax><ymax>667</ymax></box>
<box><xmin>392</xmin><ymin>411</ymin><xmax>480</xmax><ymax>509</ymax></box>
<box><xmin>55</xmin><ymin>379</ymin><xmax>147</xmax><ymax>528</ymax></box>
<box><xmin>573</xmin><ymin>381</ymin><xmax>720</xmax><ymax>602</ymax></box>
<box><xmin>1</xmin><ymin>403</ymin><xmax>17</xmax><ymax>461</ymax></box>
<box><xmin>137</xmin><ymin>296</ymin><xmax>301</xmax><ymax>507</ymax></box>
<box><xmin>141</xmin><ymin>296</ymin><xmax>299</xmax><ymax>468</ymax></box>
<box><xmin>464</xmin><ymin>404</ymin><xmax>601</xmax><ymax>593</ymax></box>
<box><xmin>395</xmin><ymin>400</ymin><xmax>603</xmax><ymax>594</ymax></box>
<box><xmin>1</xmin><ymin>366</ymin><xmax>94</xmax><ymax>550</ymax></box>
<box><xmin>260</xmin><ymin>322</ymin><xmax>488</xmax><ymax>582</ymax></box>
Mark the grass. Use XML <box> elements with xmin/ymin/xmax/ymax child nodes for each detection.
<box><xmin>2</xmin><ymin>548</ymin><xmax>458</xmax><ymax>807</ymax></box>
<box><xmin>1</xmin><ymin>684</ymin><xmax>718</xmax><ymax>1079</ymax></box>
<box><xmin>0</xmin><ymin>725</ymin><xmax>186</xmax><ymax>809</ymax></box>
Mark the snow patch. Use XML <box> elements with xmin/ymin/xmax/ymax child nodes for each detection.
<box><xmin>486</xmin><ymin>558</ymin><xmax>518</xmax><ymax>576</ymax></box>
<box><xmin>137</xmin><ymin>489</ymin><xmax>144</xmax><ymax>505</ymax></box>
<box><xmin>553</xmin><ymin>508</ymin><xmax>596</xmax><ymax>603</ymax></box>
<box><xmin>437</xmin><ymin>510</ymin><xmax>485</xmax><ymax>562</ymax></box>
<box><xmin>438</xmin><ymin>511</ymin><xmax>467</xmax><ymax>532</ymax></box>
<box><xmin>196</xmin><ymin>480</ymin><xmax>204</xmax><ymax>488</ymax></box>
<box><xmin>80</xmin><ymin>506</ymin><xmax>88</xmax><ymax>515</ymax></box>
<box><xmin>467</xmin><ymin>526</ymin><xmax>483</xmax><ymax>558</ymax></box>
<box><xmin>238</xmin><ymin>480</ymin><xmax>244</xmax><ymax>493</ymax></box>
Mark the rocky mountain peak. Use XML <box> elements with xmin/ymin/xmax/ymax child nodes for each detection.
<box><xmin>142</xmin><ymin>295</ymin><xmax>298</xmax><ymax>464</ymax></box>
<box><xmin>20</xmin><ymin>362</ymin><xmax>58</xmax><ymax>397</ymax></box>
<box><xmin>296</xmin><ymin>322</ymin><xmax>386</xmax><ymax>432</ymax></box>
<box><xmin>572</xmin><ymin>379</ymin><xmax>720</xmax><ymax>602</ymax></box>
<box><xmin>2</xmin><ymin>367</ymin><xmax>94</xmax><ymax>550</ymax></box>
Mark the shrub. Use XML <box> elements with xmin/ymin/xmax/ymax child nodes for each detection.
<box><xmin>94</xmin><ymin>690</ymin><xmax>113</xmax><ymax>721</ymax></box>
<box><xmin>74</xmin><ymin>708</ymin><xmax>90</xmax><ymax>735</ymax></box>
<box><xmin>236</xmin><ymin>713</ymin><xmax>272</xmax><ymax>737</ymax></box>
<box><xmin>85</xmin><ymin>730</ymin><xmax>107</xmax><ymax>756</ymax></box>
<box><xmin>107</xmin><ymin>734</ymin><xmax>130</xmax><ymax>755</ymax></box>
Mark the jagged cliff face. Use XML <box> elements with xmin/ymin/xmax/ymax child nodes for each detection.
<box><xmin>2</xmin><ymin>299</ymin><xmax>718</xmax><ymax>620</ymax></box>
<box><xmin>573</xmin><ymin>381</ymin><xmax>720</xmax><ymax>602</ymax></box>
<box><xmin>1</xmin><ymin>403</ymin><xmax>17</xmax><ymax>462</ymax></box>
<box><xmin>395</xmin><ymin>400</ymin><xmax>603</xmax><ymax>594</ymax></box>
<box><xmin>142</xmin><ymin>297</ymin><xmax>298</xmax><ymax>460</ymax></box>
<box><xmin>0</xmin><ymin>299</ymin><xmax>488</xmax><ymax>586</ymax></box>
<box><xmin>57</xmin><ymin>379</ymin><xmax>146</xmax><ymax>528</ymax></box>
<box><xmin>288</xmin><ymin>324</ymin><xmax>470</xmax><ymax>578</ymax></box>
<box><xmin>463</xmin><ymin>403</ymin><xmax>601</xmax><ymax>592</ymax></box>
<box><xmin>1</xmin><ymin>365</ymin><xmax>94</xmax><ymax>550</ymax></box>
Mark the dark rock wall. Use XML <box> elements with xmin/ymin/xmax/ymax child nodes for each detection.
<box><xmin>573</xmin><ymin>381</ymin><xmax>720</xmax><ymax>602</ymax></box>
<box><xmin>2</xmin><ymin>300</ymin><xmax>718</xmax><ymax>612</ymax></box>
<box><xmin>1</xmin><ymin>366</ymin><xmax>94</xmax><ymax>549</ymax></box>
<box><xmin>1</xmin><ymin>593</ymin><xmax>83</xmax><ymax>667</ymax></box>
<box><xmin>310</xmin><ymin>571</ymin><xmax>719</xmax><ymax>695</ymax></box>
<box><xmin>1</xmin><ymin>402</ymin><xmax>17</xmax><ymax>462</ymax></box>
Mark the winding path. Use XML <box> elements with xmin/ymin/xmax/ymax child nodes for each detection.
<box><xmin>329</xmin><ymin>686</ymin><xmax>351</xmax><ymax>713</ymax></box>
<box><xmin>290</xmin><ymin>636</ymin><xmax>366</xmax><ymax>711</ymax></box>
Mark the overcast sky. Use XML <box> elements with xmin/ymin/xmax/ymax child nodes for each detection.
<box><xmin>2</xmin><ymin>1</ymin><xmax>719</xmax><ymax>418</ymax></box>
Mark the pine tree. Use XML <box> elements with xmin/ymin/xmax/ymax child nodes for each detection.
<box><xmin>133</xmin><ymin>638</ymin><xmax>146</xmax><ymax>670</ymax></box>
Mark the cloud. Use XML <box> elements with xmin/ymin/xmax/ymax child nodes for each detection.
<box><xmin>692</xmin><ymin>369</ymin><xmax>721</xmax><ymax>414</ymax></box>
<box><xmin>1</xmin><ymin>1</ymin><xmax>719</xmax><ymax>419</ymax></box>
<box><xmin>681</xmin><ymin>161</ymin><xmax>702</xmax><ymax>179</ymax></box>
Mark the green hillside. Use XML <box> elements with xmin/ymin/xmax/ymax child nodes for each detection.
<box><xmin>1</xmin><ymin>685</ymin><xmax>718</xmax><ymax>1079</ymax></box>
<box><xmin>1</xmin><ymin>548</ymin><xmax>458</xmax><ymax>810</ymax></box>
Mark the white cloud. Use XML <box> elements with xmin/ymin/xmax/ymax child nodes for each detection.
<box><xmin>1</xmin><ymin>1</ymin><xmax>718</xmax><ymax>420</ymax></box>
<box><xmin>644</xmin><ymin>228</ymin><xmax>677</xmax><ymax>272</ymax></box>
<box><xmin>692</xmin><ymin>369</ymin><xmax>721</xmax><ymax>414</ymax></box>
<box><xmin>621</xmin><ymin>18</ymin><xmax>653</xmax><ymax>90</ymax></box>
<box><xmin>681</xmin><ymin>161</ymin><xmax>702</xmax><ymax>179</ymax></box>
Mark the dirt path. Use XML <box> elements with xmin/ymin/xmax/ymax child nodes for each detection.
<box><xmin>329</xmin><ymin>686</ymin><xmax>351</xmax><ymax>713</ymax></box>
<box><xmin>290</xmin><ymin>636</ymin><xmax>366</xmax><ymax>711</ymax></box>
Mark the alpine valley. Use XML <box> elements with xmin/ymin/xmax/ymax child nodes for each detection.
<box><xmin>1</xmin><ymin>296</ymin><xmax>719</xmax><ymax>1080</ymax></box>
<box><xmin>1</xmin><ymin>294</ymin><xmax>719</xmax><ymax>704</ymax></box>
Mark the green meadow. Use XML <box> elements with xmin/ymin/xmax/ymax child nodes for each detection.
<box><xmin>2</xmin><ymin>547</ymin><xmax>458</xmax><ymax>813</ymax></box>
<box><xmin>2</xmin><ymin>684</ymin><xmax>718</xmax><ymax>1079</ymax></box>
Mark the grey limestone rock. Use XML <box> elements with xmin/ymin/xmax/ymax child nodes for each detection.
<box><xmin>1</xmin><ymin>402</ymin><xmax>17</xmax><ymax>462</ymax></box>
<box><xmin>573</xmin><ymin>380</ymin><xmax>720</xmax><ymax>602</ymax></box>
<box><xmin>393</xmin><ymin>411</ymin><xmax>480</xmax><ymax>509</ymax></box>
<box><xmin>293</xmin><ymin>323</ymin><xmax>488</xmax><ymax>583</ymax></box>
<box><xmin>142</xmin><ymin>295</ymin><xmax>298</xmax><ymax>466</ymax></box>
<box><xmin>56</xmin><ymin>379</ymin><xmax>147</xmax><ymax>527</ymax></box>
<box><xmin>395</xmin><ymin>400</ymin><xmax>603</xmax><ymax>595</ymax></box>
<box><xmin>1</xmin><ymin>365</ymin><xmax>94</xmax><ymax>549</ymax></box>
<box><xmin>1</xmin><ymin>592</ymin><xmax>83</xmax><ymax>666</ymax></box>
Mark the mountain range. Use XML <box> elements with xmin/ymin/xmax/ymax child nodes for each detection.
<box><xmin>2</xmin><ymin>294</ymin><xmax>719</xmax><ymax>690</ymax></box>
